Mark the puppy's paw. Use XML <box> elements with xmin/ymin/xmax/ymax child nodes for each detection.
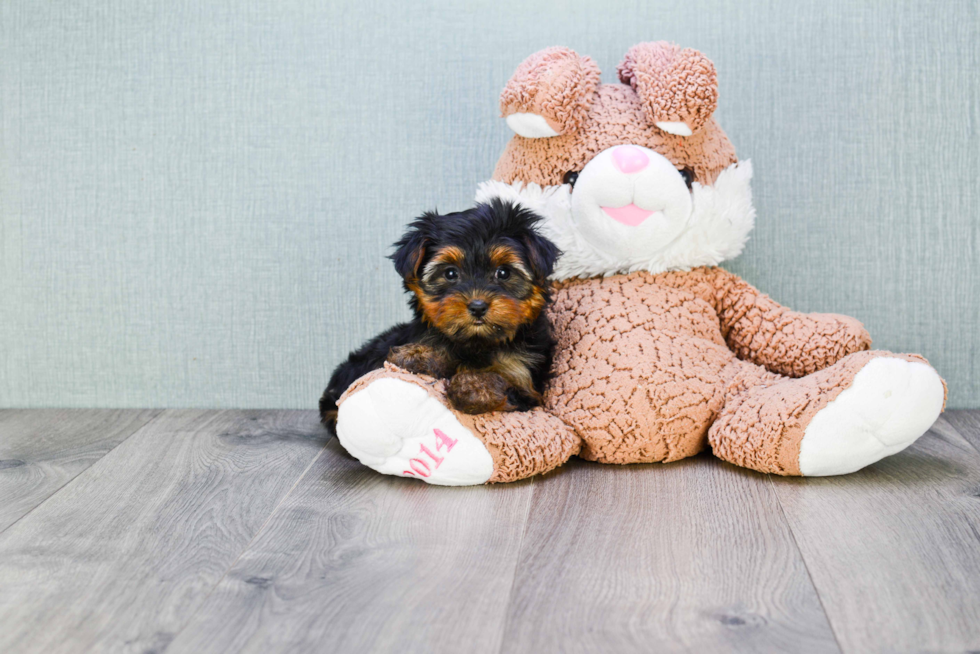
<box><xmin>447</xmin><ymin>372</ymin><xmax>511</xmax><ymax>414</ymax></box>
<box><xmin>387</xmin><ymin>344</ymin><xmax>451</xmax><ymax>378</ymax></box>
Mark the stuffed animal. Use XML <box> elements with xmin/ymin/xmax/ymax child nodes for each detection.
<box><xmin>333</xmin><ymin>43</ymin><xmax>946</xmax><ymax>485</ymax></box>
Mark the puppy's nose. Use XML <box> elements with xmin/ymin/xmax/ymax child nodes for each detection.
<box><xmin>612</xmin><ymin>145</ymin><xmax>650</xmax><ymax>174</ymax></box>
<box><xmin>467</xmin><ymin>299</ymin><xmax>489</xmax><ymax>318</ymax></box>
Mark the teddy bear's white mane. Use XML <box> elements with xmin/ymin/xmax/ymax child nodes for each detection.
<box><xmin>475</xmin><ymin>160</ymin><xmax>755</xmax><ymax>280</ymax></box>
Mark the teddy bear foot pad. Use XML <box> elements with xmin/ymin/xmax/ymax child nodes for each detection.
<box><xmin>336</xmin><ymin>377</ymin><xmax>494</xmax><ymax>485</ymax></box>
<box><xmin>798</xmin><ymin>357</ymin><xmax>945</xmax><ymax>476</ymax></box>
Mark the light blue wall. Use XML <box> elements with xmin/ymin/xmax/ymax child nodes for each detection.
<box><xmin>2</xmin><ymin>0</ymin><xmax>978</xmax><ymax>408</ymax></box>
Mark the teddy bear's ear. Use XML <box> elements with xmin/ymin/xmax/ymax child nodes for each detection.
<box><xmin>500</xmin><ymin>47</ymin><xmax>601</xmax><ymax>139</ymax></box>
<box><xmin>617</xmin><ymin>42</ymin><xmax>718</xmax><ymax>137</ymax></box>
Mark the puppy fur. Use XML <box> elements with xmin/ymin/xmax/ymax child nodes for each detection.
<box><xmin>320</xmin><ymin>200</ymin><xmax>559</xmax><ymax>434</ymax></box>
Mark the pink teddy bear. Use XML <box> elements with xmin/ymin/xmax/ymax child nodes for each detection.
<box><xmin>333</xmin><ymin>43</ymin><xmax>946</xmax><ymax>485</ymax></box>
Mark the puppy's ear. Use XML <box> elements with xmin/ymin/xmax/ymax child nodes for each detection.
<box><xmin>521</xmin><ymin>230</ymin><xmax>560</xmax><ymax>283</ymax></box>
<box><xmin>390</xmin><ymin>217</ymin><xmax>431</xmax><ymax>281</ymax></box>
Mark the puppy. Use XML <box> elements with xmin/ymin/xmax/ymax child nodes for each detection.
<box><xmin>319</xmin><ymin>200</ymin><xmax>559</xmax><ymax>434</ymax></box>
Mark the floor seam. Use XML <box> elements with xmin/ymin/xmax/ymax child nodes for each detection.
<box><xmin>0</xmin><ymin>409</ymin><xmax>164</xmax><ymax>538</ymax></box>
<box><xmin>766</xmin><ymin>474</ymin><xmax>847</xmax><ymax>654</ymax></box>
<box><xmin>942</xmin><ymin>411</ymin><xmax>980</xmax><ymax>458</ymax></box>
<box><xmin>494</xmin><ymin>476</ymin><xmax>536</xmax><ymax>654</ymax></box>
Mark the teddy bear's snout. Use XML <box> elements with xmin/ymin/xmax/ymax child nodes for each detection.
<box><xmin>560</xmin><ymin>144</ymin><xmax>697</xmax><ymax>259</ymax></box>
<box><xmin>572</xmin><ymin>144</ymin><xmax>692</xmax><ymax>228</ymax></box>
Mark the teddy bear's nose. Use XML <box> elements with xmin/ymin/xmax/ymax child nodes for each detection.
<box><xmin>612</xmin><ymin>145</ymin><xmax>650</xmax><ymax>174</ymax></box>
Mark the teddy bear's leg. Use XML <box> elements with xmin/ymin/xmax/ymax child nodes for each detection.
<box><xmin>709</xmin><ymin>351</ymin><xmax>946</xmax><ymax>476</ymax></box>
<box><xmin>335</xmin><ymin>363</ymin><xmax>580</xmax><ymax>485</ymax></box>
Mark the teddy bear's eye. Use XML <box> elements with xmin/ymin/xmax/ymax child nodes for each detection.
<box><xmin>679</xmin><ymin>168</ymin><xmax>695</xmax><ymax>190</ymax></box>
<box><xmin>562</xmin><ymin>171</ymin><xmax>580</xmax><ymax>187</ymax></box>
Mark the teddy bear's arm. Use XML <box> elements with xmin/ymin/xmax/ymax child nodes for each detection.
<box><xmin>709</xmin><ymin>268</ymin><xmax>872</xmax><ymax>378</ymax></box>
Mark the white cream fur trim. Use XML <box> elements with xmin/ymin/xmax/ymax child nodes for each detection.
<box><xmin>475</xmin><ymin>160</ymin><xmax>756</xmax><ymax>280</ymax></box>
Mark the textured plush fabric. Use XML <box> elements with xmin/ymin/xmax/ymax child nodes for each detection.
<box><xmin>687</xmin><ymin>269</ymin><xmax>873</xmax><ymax>378</ymax></box>
<box><xmin>708</xmin><ymin>351</ymin><xmax>944</xmax><ymax>474</ymax></box>
<box><xmin>499</xmin><ymin>47</ymin><xmax>601</xmax><ymax>136</ymax></box>
<box><xmin>463</xmin><ymin>406</ymin><xmax>581</xmax><ymax>483</ymax></box>
<box><xmin>543</xmin><ymin>269</ymin><xmax>883</xmax><ymax>470</ymax></box>
<box><xmin>617</xmin><ymin>42</ymin><xmax>719</xmax><ymax>134</ymax></box>
<box><xmin>493</xmin><ymin>84</ymin><xmax>737</xmax><ymax>187</ymax></box>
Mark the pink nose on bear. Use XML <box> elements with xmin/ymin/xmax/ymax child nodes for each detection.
<box><xmin>612</xmin><ymin>146</ymin><xmax>650</xmax><ymax>174</ymax></box>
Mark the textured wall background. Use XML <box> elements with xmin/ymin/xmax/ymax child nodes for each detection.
<box><xmin>1</xmin><ymin>0</ymin><xmax>978</xmax><ymax>409</ymax></box>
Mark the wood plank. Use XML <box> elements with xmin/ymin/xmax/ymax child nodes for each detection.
<box><xmin>166</xmin><ymin>438</ymin><xmax>534</xmax><ymax>654</ymax></box>
<box><xmin>498</xmin><ymin>456</ymin><xmax>840</xmax><ymax>654</ymax></box>
<box><xmin>0</xmin><ymin>409</ymin><xmax>327</xmax><ymax>654</ymax></box>
<box><xmin>0</xmin><ymin>409</ymin><xmax>160</xmax><ymax>533</ymax></box>
<box><xmin>770</xmin><ymin>411</ymin><xmax>980</xmax><ymax>653</ymax></box>
<box><xmin>943</xmin><ymin>408</ymin><xmax>980</xmax><ymax>453</ymax></box>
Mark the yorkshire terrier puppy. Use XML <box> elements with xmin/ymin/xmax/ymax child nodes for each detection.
<box><xmin>320</xmin><ymin>200</ymin><xmax>559</xmax><ymax>434</ymax></box>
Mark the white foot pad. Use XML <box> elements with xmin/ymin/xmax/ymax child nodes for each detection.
<box><xmin>336</xmin><ymin>378</ymin><xmax>494</xmax><ymax>486</ymax></box>
<box><xmin>799</xmin><ymin>357</ymin><xmax>945</xmax><ymax>476</ymax></box>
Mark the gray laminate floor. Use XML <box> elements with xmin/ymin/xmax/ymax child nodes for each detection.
<box><xmin>0</xmin><ymin>409</ymin><xmax>978</xmax><ymax>653</ymax></box>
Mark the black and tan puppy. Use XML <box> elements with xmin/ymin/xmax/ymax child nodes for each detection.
<box><xmin>319</xmin><ymin>200</ymin><xmax>559</xmax><ymax>433</ymax></box>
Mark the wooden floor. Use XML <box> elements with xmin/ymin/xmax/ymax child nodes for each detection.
<box><xmin>0</xmin><ymin>410</ymin><xmax>978</xmax><ymax>653</ymax></box>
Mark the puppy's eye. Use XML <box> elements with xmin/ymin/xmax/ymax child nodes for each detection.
<box><xmin>444</xmin><ymin>268</ymin><xmax>459</xmax><ymax>281</ymax></box>
<box><xmin>494</xmin><ymin>267</ymin><xmax>510</xmax><ymax>281</ymax></box>
<box><xmin>562</xmin><ymin>171</ymin><xmax>580</xmax><ymax>187</ymax></box>
<box><xmin>679</xmin><ymin>167</ymin><xmax>695</xmax><ymax>190</ymax></box>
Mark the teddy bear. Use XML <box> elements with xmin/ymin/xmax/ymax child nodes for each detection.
<box><xmin>332</xmin><ymin>42</ymin><xmax>947</xmax><ymax>485</ymax></box>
